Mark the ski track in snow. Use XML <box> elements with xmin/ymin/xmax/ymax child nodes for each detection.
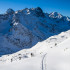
<box><xmin>42</xmin><ymin>53</ymin><xmax>47</xmax><ymax>70</ymax></box>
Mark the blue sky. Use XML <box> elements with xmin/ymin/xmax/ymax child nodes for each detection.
<box><xmin>0</xmin><ymin>0</ymin><xmax>70</xmax><ymax>16</ymax></box>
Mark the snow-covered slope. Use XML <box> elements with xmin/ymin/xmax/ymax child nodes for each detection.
<box><xmin>0</xmin><ymin>30</ymin><xmax>70</xmax><ymax>70</ymax></box>
<box><xmin>46</xmin><ymin>37</ymin><xmax>70</xmax><ymax>70</ymax></box>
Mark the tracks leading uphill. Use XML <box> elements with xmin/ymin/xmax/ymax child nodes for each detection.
<box><xmin>42</xmin><ymin>53</ymin><xmax>47</xmax><ymax>70</ymax></box>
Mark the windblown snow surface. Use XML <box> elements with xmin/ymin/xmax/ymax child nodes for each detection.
<box><xmin>0</xmin><ymin>7</ymin><xmax>70</xmax><ymax>70</ymax></box>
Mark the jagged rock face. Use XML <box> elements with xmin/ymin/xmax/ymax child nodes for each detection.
<box><xmin>34</xmin><ymin>7</ymin><xmax>45</xmax><ymax>17</ymax></box>
<box><xmin>0</xmin><ymin>7</ymin><xmax>70</xmax><ymax>55</ymax></box>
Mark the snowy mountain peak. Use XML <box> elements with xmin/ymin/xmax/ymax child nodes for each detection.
<box><xmin>49</xmin><ymin>12</ymin><xmax>63</xmax><ymax>19</ymax></box>
<box><xmin>6</xmin><ymin>8</ymin><xmax>15</xmax><ymax>14</ymax></box>
<box><xmin>63</xmin><ymin>16</ymin><xmax>70</xmax><ymax>21</ymax></box>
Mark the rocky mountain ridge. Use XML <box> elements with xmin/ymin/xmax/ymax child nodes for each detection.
<box><xmin>0</xmin><ymin>7</ymin><xmax>70</xmax><ymax>56</ymax></box>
